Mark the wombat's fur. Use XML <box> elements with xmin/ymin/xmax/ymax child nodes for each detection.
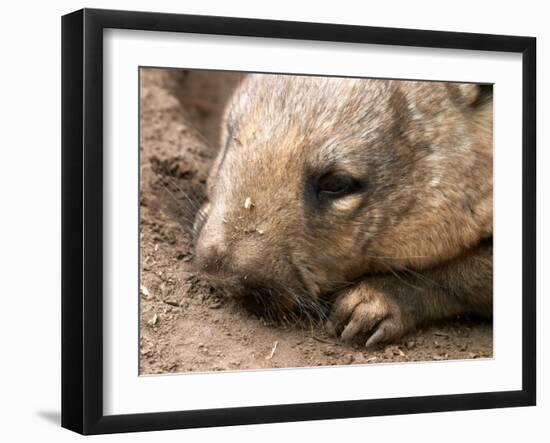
<box><xmin>194</xmin><ymin>74</ymin><xmax>492</xmax><ymax>348</ymax></box>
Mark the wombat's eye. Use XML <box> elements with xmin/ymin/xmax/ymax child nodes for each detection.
<box><xmin>317</xmin><ymin>173</ymin><xmax>361</xmax><ymax>198</ymax></box>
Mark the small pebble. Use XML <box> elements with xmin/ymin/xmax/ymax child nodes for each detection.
<box><xmin>148</xmin><ymin>313</ymin><xmax>158</xmax><ymax>326</ymax></box>
<box><xmin>244</xmin><ymin>197</ymin><xmax>254</xmax><ymax>209</ymax></box>
<box><xmin>385</xmin><ymin>345</ymin><xmax>402</xmax><ymax>357</ymax></box>
<box><xmin>140</xmin><ymin>284</ymin><xmax>150</xmax><ymax>299</ymax></box>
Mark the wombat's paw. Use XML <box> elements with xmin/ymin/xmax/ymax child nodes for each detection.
<box><xmin>326</xmin><ymin>282</ymin><xmax>412</xmax><ymax>348</ymax></box>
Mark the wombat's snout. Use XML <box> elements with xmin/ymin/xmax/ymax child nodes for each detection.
<box><xmin>194</xmin><ymin>222</ymin><xmax>230</xmax><ymax>275</ymax></box>
<box><xmin>194</xmin><ymin>217</ymin><xmax>263</xmax><ymax>286</ymax></box>
<box><xmin>194</xmin><ymin>217</ymin><xmax>303</xmax><ymax>316</ymax></box>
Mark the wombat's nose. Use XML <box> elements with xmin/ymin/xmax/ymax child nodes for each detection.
<box><xmin>195</xmin><ymin>239</ymin><xmax>228</xmax><ymax>275</ymax></box>
<box><xmin>194</xmin><ymin>220</ymin><xmax>230</xmax><ymax>275</ymax></box>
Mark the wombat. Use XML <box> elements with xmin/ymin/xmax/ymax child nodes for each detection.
<box><xmin>193</xmin><ymin>74</ymin><xmax>492</xmax><ymax>348</ymax></box>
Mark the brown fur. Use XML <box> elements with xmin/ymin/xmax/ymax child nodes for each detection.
<box><xmin>193</xmin><ymin>74</ymin><xmax>493</xmax><ymax>347</ymax></box>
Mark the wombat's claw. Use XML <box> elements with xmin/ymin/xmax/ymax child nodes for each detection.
<box><xmin>326</xmin><ymin>285</ymin><xmax>408</xmax><ymax>349</ymax></box>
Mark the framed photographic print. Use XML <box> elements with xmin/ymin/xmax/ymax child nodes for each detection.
<box><xmin>61</xmin><ymin>8</ymin><xmax>536</xmax><ymax>435</ymax></box>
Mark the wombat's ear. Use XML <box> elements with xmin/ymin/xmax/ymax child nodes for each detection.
<box><xmin>446</xmin><ymin>83</ymin><xmax>480</xmax><ymax>107</ymax></box>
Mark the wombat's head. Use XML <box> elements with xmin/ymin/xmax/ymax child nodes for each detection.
<box><xmin>193</xmin><ymin>74</ymin><xmax>492</xmax><ymax>318</ymax></box>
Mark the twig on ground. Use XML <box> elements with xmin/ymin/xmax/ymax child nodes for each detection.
<box><xmin>266</xmin><ymin>341</ymin><xmax>279</xmax><ymax>360</ymax></box>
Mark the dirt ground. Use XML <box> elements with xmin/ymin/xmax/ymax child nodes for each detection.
<box><xmin>139</xmin><ymin>68</ymin><xmax>493</xmax><ymax>375</ymax></box>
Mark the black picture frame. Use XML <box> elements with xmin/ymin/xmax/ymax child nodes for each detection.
<box><xmin>61</xmin><ymin>8</ymin><xmax>537</xmax><ymax>435</ymax></box>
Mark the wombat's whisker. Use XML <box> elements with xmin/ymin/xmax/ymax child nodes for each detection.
<box><xmin>155</xmin><ymin>179</ymin><xmax>202</xmax><ymax>235</ymax></box>
<box><xmin>155</xmin><ymin>179</ymin><xmax>192</xmax><ymax>214</ymax></box>
<box><xmin>372</xmin><ymin>258</ymin><xmax>424</xmax><ymax>292</ymax></box>
<box><xmin>400</xmin><ymin>267</ymin><xmax>447</xmax><ymax>290</ymax></box>
<box><xmin>192</xmin><ymin>208</ymin><xmax>209</xmax><ymax>236</ymax></box>
<box><xmin>364</xmin><ymin>253</ymin><xmax>431</xmax><ymax>260</ymax></box>
<box><xmin>363</xmin><ymin>253</ymin><xmax>449</xmax><ymax>291</ymax></box>
<box><xmin>161</xmin><ymin>175</ymin><xmax>203</xmax><ymax>210</ymax></box>
<box><xmin>187</xmin><ymin>127</ymin><xmax>215</xmax><ymax>152</ymax></box>
<box><xmin>282</xmin><ymin>286</ymin><xmax>329</xmax><ymax>327</ymax></box>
